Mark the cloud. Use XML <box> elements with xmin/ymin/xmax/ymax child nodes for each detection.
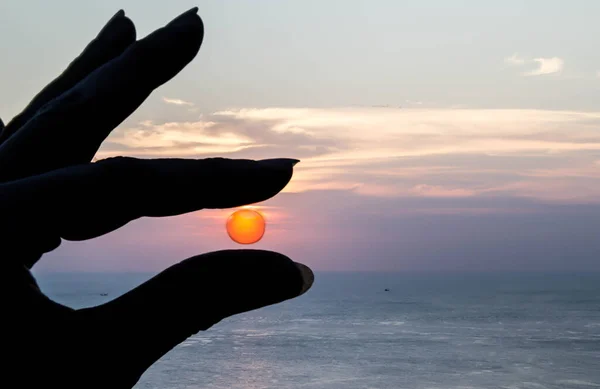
<box><xmin>45</xmin><ymin>107</ymin><xmax>600</xmax><ymax>273</ymax></box>
<box><xmin>525</xmin><ymin>57</ymin><xmax>564</xmax><ymax>76</ymax></box>
<box><xmin>96</xmin><ymin>107</ymin><xmax>600</xmax><ymax>205</ymax></box>
<box><xmin>48</xmin><ymin>107</ymin><xmax>600</xmax><ymax>272</ymax></box>
<box><xmin>504</xmin><ymin>53</ymin><xmax>526</xmax><ymax>66</ymax></box>
<box><xmin>504</xmin><ymin>54</ymin><xmax>565</xmax><ymax>76</ymax></box>
<box><xmin>162</xmin><ymin>97</ymin><xmax>194</xmax><ymax>106</ymax></box>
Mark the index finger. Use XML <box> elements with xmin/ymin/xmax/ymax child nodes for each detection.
<box><xmin>1</xmin><ymin>157</ymin><xmax>298</xmax><ymax>267</ymax></box>
<box><xmin>0</xmin><ymin>7</ymin><xmax>203</xmax><ymax>183</ymax></box>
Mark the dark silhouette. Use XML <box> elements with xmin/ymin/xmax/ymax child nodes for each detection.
<box><xmin>1</xmin><ymin>7</ymin><xmax>313</xmax><ymax>388</ymax></box>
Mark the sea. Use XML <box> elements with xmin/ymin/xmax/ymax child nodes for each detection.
<box><xmin>35</xmin><ymin>272</ymin><xmax>600</xmax><ymax>389</ymax></box>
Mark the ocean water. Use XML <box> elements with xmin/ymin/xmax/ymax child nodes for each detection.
<box><xmin>35</xmin><ymin>272</ymin><xmax>600</xmax><ymax>389</ymax></box>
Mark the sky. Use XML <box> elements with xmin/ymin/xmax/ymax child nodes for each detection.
<box><xmin>1</xmin><ymin>0</ymin><xmax>600</xmax><ymax>272</ymax></box>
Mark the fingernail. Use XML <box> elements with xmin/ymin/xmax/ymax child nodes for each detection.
<box><xmin>258</xmin><ymin>158</ymin><xmax>300</xmax><ymax>171</ymax></box>
<box><xmin>99</xmin><ymin>10</ymin><xmax>125</xmax><ymax>35</ymax></box>
<box><xmin>99</xmin><ymin>9</ymin><xmax>135</xmax><ymax>44</ymax></box>
<box><xmin>106</xmin><ymin>9</ymin><xmax>125</xmax><ymax>25</ymax></box>
<box><xmin>294</xmin><ymin>262</ymin><xmax>314</xmax><ymax>295</ymax></box>
<box><xmin>169</xmin><ymin>7</ymin><xmax>200</xmax><ymax>27</ymax></box>
<box><xmin>108</xmin><ymin>10</ymin><xmax>125</xmax><ymax>22</ymax></box>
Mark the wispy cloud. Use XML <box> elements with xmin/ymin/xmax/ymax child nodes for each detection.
<box><xmin>97</xmin><ymin>107</ymin><xmax>600</xmax><ymax>205</ymax></box>
<box><xmin>504</xmin><ymin>53</ymin><xmax>526</xmax><ymax>66</ymax></box>
<box><xmin>504</xmin><ymin>53</ymin><xmax>565</xmax><ymax>76</ymax></box>
<box><xmin>162</xmin><ymin>97</ymin><xmax>194</xmax><ymax>106</ymax></box>
<box><xmin>525</xmin><ymin>57</ymin><xmax>564</xmax><ymax>76</ymax></box>
<box><xmin>60</xmin><ymin>109</ymin><xmax>600</xmax><ymax>272</ymax></box>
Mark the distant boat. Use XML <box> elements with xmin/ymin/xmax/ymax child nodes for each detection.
<box><xmin>384</xmin><ymin>288</ymin><xmax>390</xmax><ymax>292</ymax></box>
<box><xmin>100</xmin><ymin>293</ymin><xmax>108</xmax><ymax>296</ymax></box>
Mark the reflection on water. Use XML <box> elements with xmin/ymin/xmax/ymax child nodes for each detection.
<box><xmin>36</xmin><ymin>272</ymin><xmax>600</xmax><ymax>389</ymax></box>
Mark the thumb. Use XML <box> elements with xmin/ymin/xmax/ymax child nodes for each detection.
<box><xmin>78</xmin><ymin>250</ymin><xmax>314</xmax><ymax>386</ymax></box>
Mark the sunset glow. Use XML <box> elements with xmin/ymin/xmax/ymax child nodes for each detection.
<box><xmin>226</xmin><ymin>209</ymin><xmax>266</xmax><ymax>244</ymax></box>
<box><xmin>17</xmin><ymin>2</ymin><xmax>600</xmax><ymax>275</ymax></box>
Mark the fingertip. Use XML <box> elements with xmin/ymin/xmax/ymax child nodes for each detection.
<box><xmin>148</xmin><ymin>8</ymin><xmax>203</xmax><ymax>82</ymax></box>
<box><xmin>102</xmin><ymin>9</ymin><xmax>126</xmax><ymax>31</ymax></box>
<box><xmin>98</xmin><ymin>8</ymin><xmax>136</xmax><ymax>44</ymax></box>
<box><xmin>105</xmin><ymin>9</ymin><xmax>125</xmax><ymax>25</ymax></box>
<box><xmin>185</xmin><ymin>158</ymin><xmax>295</xmax><ymax>209</ymax></box>
<box><xmin>205</xmin><ymin>249</ymin><xmax>310</xmax><ymax>299</ymax></box>
<box><xmin>113</xmin><ymin>15</ymin><xmax>137</xmax><ymax>44</ymax></box>
<box><xmin>200</xmin><ymin>248</ymin><xmax>295</xmax><ymax>266</ymax></box>
<box><xmin>257</xmin><ymin>158</ymin><xmax>300</xmax><ymax>170</ymax></box>
<box><xmin>168</xmin><ymin>7</ymin><xmax>203</xmax><ymax>30</ymax></box>
<box><xmin>294</xmin><ymin>262</ymin><xmax>314</xmax><ymax>296</ymax></box>
<box><xmin>255</xmin><ymin>158</ymin><xmax>297</xmax><ymax>194</ymax></box>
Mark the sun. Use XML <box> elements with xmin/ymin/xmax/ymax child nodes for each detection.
<box><xmin>226</xmin><ymin>209</ymin><xmax>266</xmax><ymax>244</ymax></box>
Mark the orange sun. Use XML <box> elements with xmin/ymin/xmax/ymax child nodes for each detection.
<box><xmin>226</xmin><ymin>209</ymin><xmax>266</xmax><ymax>244</ymax></box>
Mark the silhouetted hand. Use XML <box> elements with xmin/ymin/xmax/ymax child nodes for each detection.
<box><xmin>0</xmin><ymin>8</ymin><xmax>314</xmax><ymax>388</ymax></box>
